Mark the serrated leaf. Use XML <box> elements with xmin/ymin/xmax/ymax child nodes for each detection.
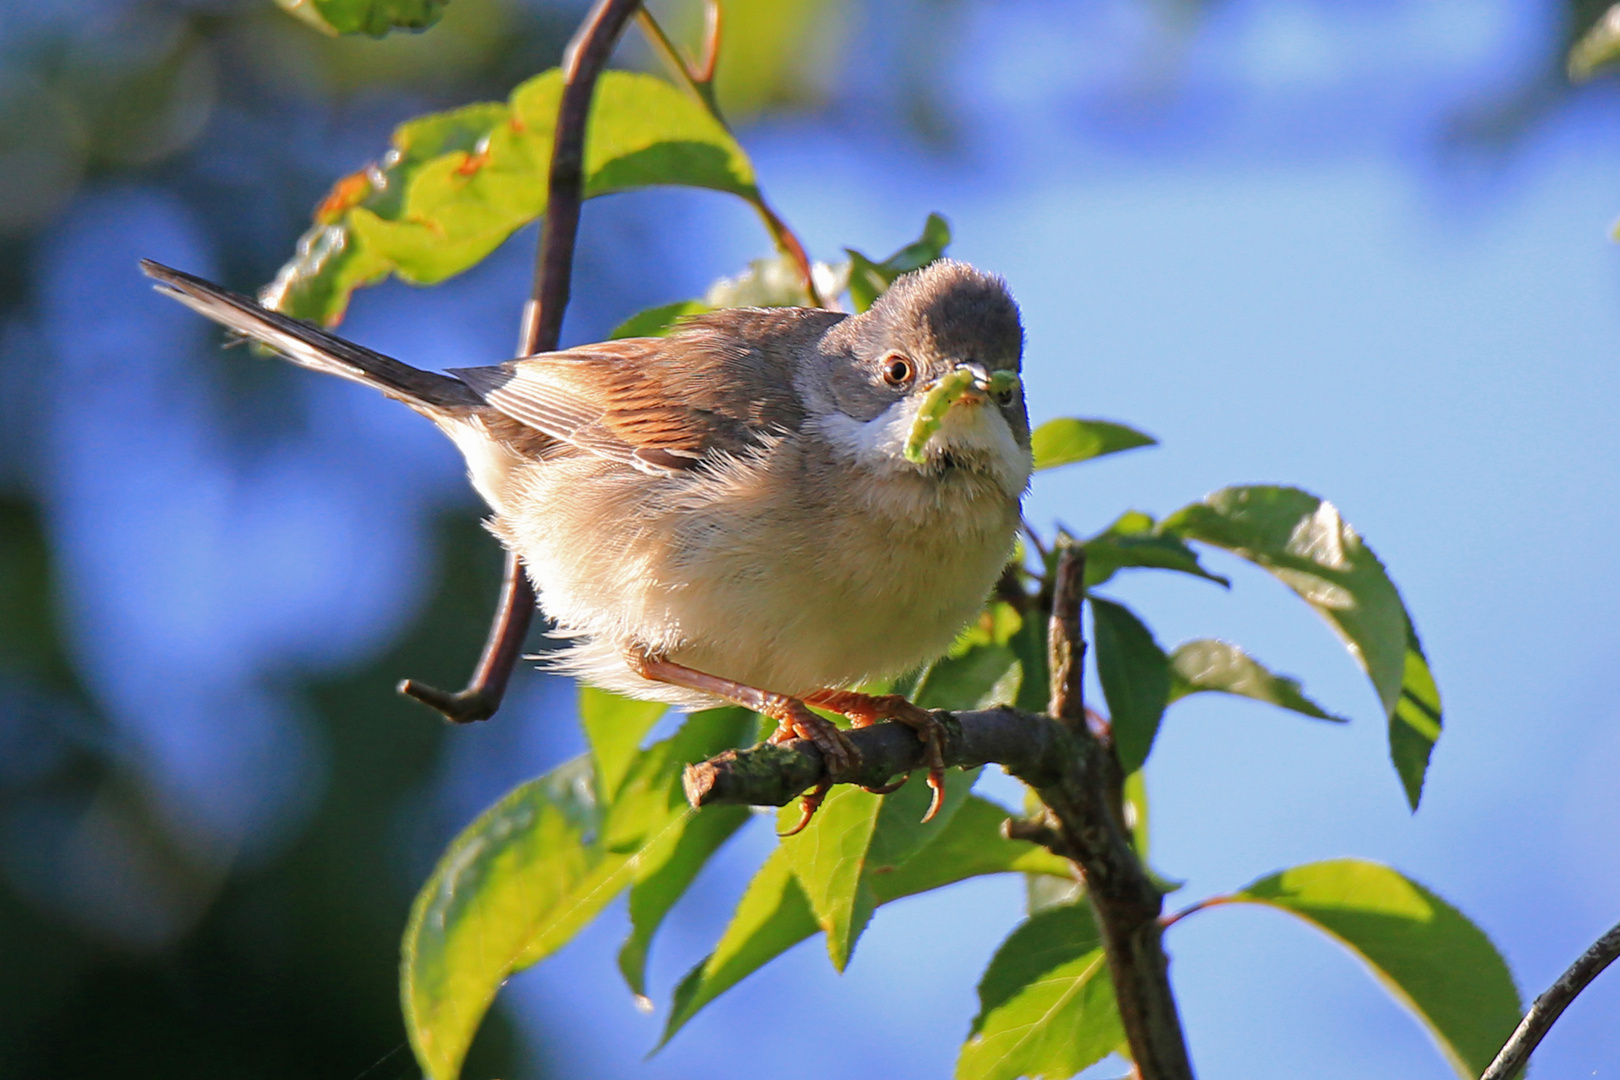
<box><xmin>781</xmin><ymin>768</ymin><xmax>978</xmax><ymax>971</ymax></box>
<box><xmin>609</xmin><ymin>299</ymin><xmax>711</xmax><ymax>340</ymax></box>
<box><xmin>1090</xmin><ymin>598</ymin><xmax>1171</xmax><ymax>774</ymax></box>
<box><xmin>661</xmin><ymin>794</ymin><xmax>1070</xmax><ymax>1047</ymax></box>
<box><xmin>957</xmin><ymin>903</ymin><xmax>1124</xmax><ymax>1080</ymax></box>
<box><xmin>1226</xmin><ymin>859</ymin><xmax>1521</xmax><ymax>1080</ymax></box>
<box><xmin>1168</xmin><ymin>639</ymin><xmax>1347</xmax><ymax>723</ymax></box>
<box><xmin>845</xmin><ymin>212</ymin><xmax>952</xmax><ymax>312</ymax></box>
<box><xmin>1570</xmin><ymin>3</ymin><xmax>1620</xmax><ymax>80</ymax></box>
<box><xmin>267</xmin><ymin>70</ymin><xmax>760</xmax><ymax>325</ymax></box>
<box><xmin>1083</xmin><ymin>509</ymin><xmax>1230</xmax><ymax>589</ymax></box>
<box><xmin>1161</xmin><ymin>486</ymin><xmax>1442</xmax><ymax>808</ymax></box>
<box><xmin>402</xmin><ymin>708</ymin><xmax>750</xmax><ymax>1080</ymax></box>
<box><xmin>578</xmin><ymin>687</ymin><xmax>668</xmax><ymax>799</ymax></box>
<box><xmin>1030</xmin><ymin>418</ymin><xmax>1156</xmax><ymax>471</ymax></box>
<box><xmin>276</xmin><ymin>0</ymin><xmax>447</xmax><ymax>36</ymax></box>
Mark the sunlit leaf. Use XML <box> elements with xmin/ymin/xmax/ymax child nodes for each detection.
<box><xmin>402</xmin><ymin>708</ymin><xmax>751</xmax><ymax>1080</ymax></box>
<box><xmin>781</xmin><ymin>768</ymin><xmax>977</xmax><ymax>971</ymax></box>
<box><xmin>957</xmin><ymin>903</ymin><xmax>1124</xmax><ymax>1080</ymax></box>
<box><xmin>276</xmin><ymin>0</ymin><xmax>448</xmax><ymax>36</ymax></box>
<box><xmin>1168</xmin><ymin>639</ymin><xmax>1346</xmax><ymax>723</ymax></box>
<box><xmin>845</xmin><ymin>212</ymin><xmax>952</xmax><ymax>312</ymax></box>
<box><xmin>266</xmin><ymin>70</ymin><xmax>760</xmax><ymax>325</ymax></box>
<box><xmin>1570</xmin><ymin>2</ymin><xmax>1620</xmax><ymax>80</ymax></box>
<box><xmin>1161</xmin><ymin>486</ymin><xmax>1442</xmax><ymax>808</ymax></box>
<box><xmin>618</xmin><ymin>800</ymin><xmax>750</xmax><ymax>1001</ymax></box>
<box><xmin>661</xmin><ymin>794</ymin><xmax>1070</xmax><ymax>1046</ymax></box>
<box><xmin>1090</xmin><ymin>597</ymin><xmax>1170</xmax><ymax>774</ymax></box>
<box><xmin>578</xmin><ymin>687</ymin><xmax>668</xmax><ymax>799</ymax></box>
<box><xmin>1224</xmin><ymin>859</ymin><xmax>1521</xmax><ymax>1080</ymax></box>
<box><xmin>1083</xmin><ymin>509</ymin><xmax>1229</xmax><ymax>589</ymax></box>
<box><xmin>1030</xmin><ymin>418</ymin><xmax>1156</xmax><ymax>471</ymax></box>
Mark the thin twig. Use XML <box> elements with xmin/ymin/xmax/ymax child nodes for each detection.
<box><xmin>401</xmin><ymin>0</ymin><xmax>641</xmax><ymax>724</ymax></box>
<box><xmin>1481</xmin><ymin>918</ymin><xmax>1620</xmax><ymax>1080</ymax></box>
<box><xmin>521</xmin><ymin>0</ymin><xmax>645</xmax><ymax>356</ymax></box>
<box><xmin>1048</xmin><ymin>542</ymin><xmax>1086</xmax><ymax>729</ymax></box>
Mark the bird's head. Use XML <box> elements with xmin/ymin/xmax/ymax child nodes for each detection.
<box><xmin>811</xmin><ymin>259</ymin><xmax>1031</xmax><ymax>498</ymax></box>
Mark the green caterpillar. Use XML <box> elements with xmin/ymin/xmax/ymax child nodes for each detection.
<box><xmin>904</xmin><ymin>368</ymin><xmax>1021</xmax><ymax>463</ymax></box>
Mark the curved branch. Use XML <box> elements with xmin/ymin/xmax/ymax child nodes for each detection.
<box><xmin>402</xmin><ymin>0</ymin><xmax>640</xmax><ymax>725</ymax></box>
<box><xmin>1481</xmin><ymin>918</ymin><xmax>1620</xmax><ymax>1080</ymax></box>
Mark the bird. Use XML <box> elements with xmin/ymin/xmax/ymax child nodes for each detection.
<box><xmin>139</xmin><ymin>257</ymin><xmax>1033</xmax><ymax>831</ymax></box>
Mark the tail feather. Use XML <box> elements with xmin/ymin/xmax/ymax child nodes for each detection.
<box><xmin>139</xmin><ymin>259</ymin><xmax>483</xmax><ymax>411</ymax></box>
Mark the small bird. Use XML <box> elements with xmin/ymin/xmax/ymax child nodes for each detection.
<box><xmin>140</xmin><ymin>257</ymin><xmax>1032</xmax><ymax>830</ymax></box>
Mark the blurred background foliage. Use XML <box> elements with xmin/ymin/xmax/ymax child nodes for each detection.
<box><xmin>1</xmin><ymin>0</ymin><xmax>1618</xmax><ymax>1077</ymax></box>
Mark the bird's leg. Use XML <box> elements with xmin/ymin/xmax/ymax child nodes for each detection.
<box><xmin>629</xmin><ymin>651</ymin><xmax>860</xmax><ymax>836</ymax></box>
<box><xmin>803</xmin><ymin>689</ymin><xmax>948</xmax><ymax>823</ymax></box>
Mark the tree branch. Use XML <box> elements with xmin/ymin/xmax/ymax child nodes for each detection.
<box><xmin>1481</xmin><ymin>917</ymin><xmax>1620</xmax><ymax>1080</ymax></box>
<box><xmin>686</xmin><ymin>547</ymin><xmax>1196</xmax><ymax>1080</ymax></box>
<box><xmin>400</xmin><ymin>0</ymin><xmax>641</xmax><ymax>725</ymax></box>
<box><xmin>522</xmin><ymin>0</ymin><xmax>644</xmax><ymax>357</ymax></box>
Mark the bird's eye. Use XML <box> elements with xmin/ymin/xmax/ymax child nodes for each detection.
<box><xmin>882</xmin><ymin>355</ymin><xmax>914</xmax><ymax>387</ymax></box>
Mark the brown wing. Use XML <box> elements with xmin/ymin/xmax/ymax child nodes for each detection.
<box><xmin>451</xmin><ymin>307</ymin><xmax>843</xmax><ymax>473</ymax></box>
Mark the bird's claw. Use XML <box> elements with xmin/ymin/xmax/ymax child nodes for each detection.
<box><xmin>805</xmin><ymin>689</ymin><xmax>950</xmax><ymax>824</ymax></box>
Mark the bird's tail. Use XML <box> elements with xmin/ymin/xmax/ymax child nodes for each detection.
<box><xmin>139</xmin><ymin>259</ymin><xmax>484</xmax><ymax>412</ymax></box>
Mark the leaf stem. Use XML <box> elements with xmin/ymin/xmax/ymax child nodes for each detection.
<box><xmin>1480</xmin><ymin>917</ymin><xmax>1620</xmax><ymax>1080</ymax></box>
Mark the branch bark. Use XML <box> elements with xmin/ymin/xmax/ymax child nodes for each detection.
<box><xmin>1480</xmin><ymin>917</ymin><xmax>1620</xmax><ymax>1080</ymax></box>
<box><xmin>686</xmin><ymin>547</ymin><xmax>1196</xmax><ymax>1080</ymax></box>
<box><xmin>400</xmin><ymin>0</ymin><xmax>641</xmax><ymax>724</ymax></box>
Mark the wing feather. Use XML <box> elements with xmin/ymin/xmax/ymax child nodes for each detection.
<box><xmin>450</xmin><ymin>309</ymin><xmax>841</xmax><ymax>472</ymax></box>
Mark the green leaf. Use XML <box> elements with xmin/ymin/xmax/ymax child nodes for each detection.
<box><xmin>1225</xmin><ymin>859</ymin><xmax>1521</xmax><ymax>1080</ymax></box>
<box><xmin>662</xmin><ymin>794</ymin><xmax>1070</xmax><ymax>1047</ymax></box>
<box><xmin>780</xmin><ymin>767</ymin><xmax>978</xmax><ymax>971</ymax></box>
<box><xmin>1030</xmin><ymin>418</ymin><xmax>1156</xmax><ymax>471</ymax></box>
<box><xmin>402</xmin><ymin>708</ymin><xmax>751</xmax><ymax>1080</ymax></box>
<box><xmin>663</xmin><ymin>845</ymin><xmax>816</xmax><ymax>1047</ymax></box>
<box><xmin>1570</xmin><ymin>3</ymin><xmax>1620</xmax><ymax>80</ymax></box>
<box><xmin>1090</xmin><ymin>598</ymin><xmax>1171</xmax><ymax>774</ymax></box>
<box><xmin>1168</xmin><ymin>639</ymin><xmax>1347</xmax><ymax>723</ymax></box>
<box><xmin>957</xmin><ymin>903</ymin><xmax>1124</xmax><ymax>1080</ymax></box>
<box><xmin>276</xmin><ymin>0</ymin><xmax>447</xmax><ymax>36</ymax></box>
<box><xmin>1082</xmin><ymin>509</ymin><xmax>1230</xmax><ymax>590</ymax></box>
<box><xmin>914</xmin><ymin>602</ymin><xmax>1026</xmax><ymax>711</ymax></box>
<box><xmin>609</xmin><ymin>299</ymin><xmax>711</xmax><ymax>340</ymax></box>
<box><xmin>618</xmin><ymin>801</ymin><xmax>750</xmax><ymax>1001</ymax></box>
<box><xmin>578</xmin><ymin>687</ymin><xmax>668</xmax><ymax>799</ymax></box>
<box><xmin>845</xmin><ymin>212</ymin><xmax>953</xmax><ymax>312</ymax></box>
<box><xmin>1161</xmin><ymin>486</ymin><xmax>1442</xmax><ymax>808</ymax></box>
<box><xmin>267</xmin><ymin>70</ymin><xmax>760</xmax><ymax>325</ymax></box>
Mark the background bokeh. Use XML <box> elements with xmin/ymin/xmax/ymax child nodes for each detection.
<box><xmin>2</xmin><ymin>1</ymin><xmax>1617</xmax><ymax>1077</ymax></box>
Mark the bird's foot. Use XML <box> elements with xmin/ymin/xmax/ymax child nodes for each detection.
<box><xmin>804</xmin><ymin>689</ymin><xmax>948</xmax><ymax>823</ymax></box>
<box><xmin>626</xmin><ymin>649</ymin><xmax>860</xmax><ymax>835</ymax></box>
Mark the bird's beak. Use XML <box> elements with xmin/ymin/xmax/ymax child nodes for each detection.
<box><xmin>952</xmin><ymin>362</ymin><xmax>1020</xmax><ymax>404</ymax></box>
